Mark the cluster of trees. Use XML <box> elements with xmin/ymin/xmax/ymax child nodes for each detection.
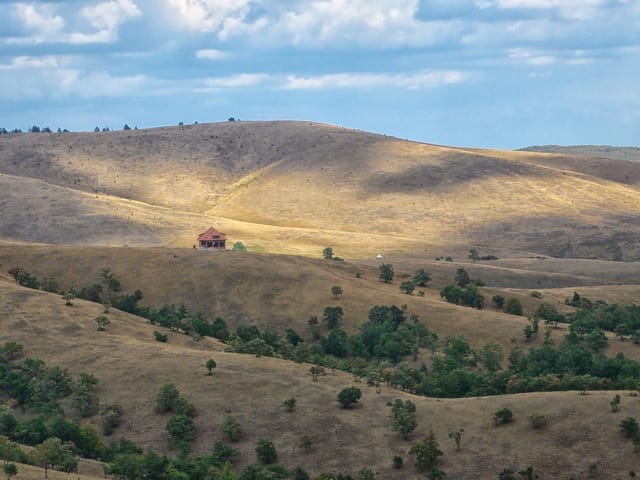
<box><xmin>439</xmin><ymin>268</ymin><xmax>486</xmax><ymax>309</ymax></box>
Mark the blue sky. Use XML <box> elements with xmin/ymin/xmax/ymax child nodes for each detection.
<box><xmin>0</xmin><ymin>0</ymin><xmax>638</xmax><ymax>149</ymax></box>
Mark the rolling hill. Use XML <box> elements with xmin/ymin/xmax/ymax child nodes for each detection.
<box><xmin>3</xmin><ymin>122</ymin><xmax>640</xmax><ymax>479</ymax></box>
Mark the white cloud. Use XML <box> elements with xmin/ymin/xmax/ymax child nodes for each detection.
<box><xmin>0</xmin><ymin>55</ymin><xmax>62</xmax><ymax>70</ymax></box>
<box><xmin>164</xmin><ymin>0</ymin><xmax>251</xmax><ymax>32</ymax></box>
<box><xmin>284</xmin><ymin>70</ymin><xmax>467</xmax><ymax>90</ymax></box>
<box><xmin>508</xmin><ymin>48</ymin><xmax>556</xmax><ymax>65</ymax></box>
<box><xmin>5</xmin><ymin>1</ymin><xmax>141</xmax><ymax>45</ymax></box>
<box><xmin>195</xmin><ymin>49</ymin><xmax>228</xmax><ymax>60</ymax></box>
<box><xmin>201</xmin><ymin>73</ymin><xmax>270</xmax><ymax>89</ymax></box>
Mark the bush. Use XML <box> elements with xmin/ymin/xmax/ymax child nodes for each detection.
<box><xmin>504</xmin><ymin>297</ymin><xmax>524</xmax><ymax>316</ymax></box>
<box><xmin>527</xmin><ymin>412</ymin><xmax>548</xmax><ymax>429</ymax></box>
<box><xmin>154</xmin><ymin>331</ymin><xmax>168</xmax><ymax>342</ymax></box>
<box><xmin>392</xmin><ymin>456</ymin><xmax>403</xmax><ymax>469</ymax></box>
<box><xmin>221</xmin><ymin>414</ymin><xmax>241</xmax><ymax>442</ymax></box>
<box><xmin>620</xmin><ymin>417</ymin><xmax>639</xmax><ymax>438</ymax></box>
<box><xmin>255</xmin><ymin>438</ymin><xmax>277</xmax><ymax>464</ymax></box>
<box><xmin>493</xmin><ymin>408</ymin><xmax>513</xmax><ymax>425</ymax></box>
<box><xmin>492</xmin><ymin>295</ymin><xmax>506</xmax><ymax>309</ymax></box>
<box><xmin>337</xmin><ymin>387</ymin><xmax>362</xmax><ymax>408</ymax></box>
<box><xmin>166</xmin><ymin>414</ymin><xmax>196</xmax><ymax>442</ymax></box>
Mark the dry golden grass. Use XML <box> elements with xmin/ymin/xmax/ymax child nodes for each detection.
<box><xmin>3</xmin><ymin>277</ymin><xmax>640</xmax><ymax>479</ymax></box>
<box><xmin>2</xmin><ymin>121</ymin><xmax>640</xmax><ymax>259</ymax></box>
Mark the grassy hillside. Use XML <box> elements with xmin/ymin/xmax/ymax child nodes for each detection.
<box><xmin>3</xmin><ymin>122</ymin><xmax>640</xmax><ymax>259</ymax></box>
<box><xmin>3</xmin><ymin>277</ymin><xmax>640</xmax><ymax>479</ymax></box>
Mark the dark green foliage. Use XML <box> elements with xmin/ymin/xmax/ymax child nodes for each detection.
<box><xmin>392</xmin><ymin>456</ymin><xmax>403</xmax><ymax>469</ymax></box>
<box><xmin>469</xmin><ymin>248</ymin><xmax>480</xmax><ymax>263</ymax></box>
<box><xmin>255</xmin><ymin>438</ymin><xmax>277</xmax><ymax>464</ymax></box>
<box><xmin>2</xmin><ymin>342</ymin><xmax>23</xmax><ymax>361</ymax></box>
<box><xmin>413</xmin><ymin>269</ymin><xmax>431</xmax><ymax>287</ymax></box>
<box><xmin>221</xmin><ymin>414</ymin><xmax>242</xmax><ymax>442</ymax></box>
<box><xmin>494</xmin><ymin>408</ymin><xmax>513</xmax><ymax>425</ymax></box>
<box><xmin>620</xmin><ymin>417</ymin><xmax>639</xmax><ymax>438</ymax></box>
<box><xmin>331</xmin><ymin>285</ymin><xmax>343</xmax><ymax>298</ymax></box>
<box><xmin>409</xmin><ymin>431</ymin><xmax>443</xmax><ymax>471</ymax></box>
<box><xmin>205</xmin><ymin>359</ymin><xmax>217</xmax><ymax>375</ymax></box>
<box><xmin>448</xmin><ymin>428</ymin><xmax>464</xmax><ymax>450</ymax></box>
<box><xmin>300</xmin><ymin>435</ymin><xmax>313</xmax><ymax>453</ymax></box>
<box><xmin>322</xmin><ymin>328</ymin><xmax>349</xmax><ymax>357</ymax></box>
<box><xmin>492</xmin><ymin>295</ymin><xmax>506</xmax><ymax>309</ymax></box>
<box><xmin>155</xmin><ymin>384</ymin><xmax>181</xmax><ymax>413</ymax></box>
<box><xmin>102</xmin><ymin>404</ymin><xmax>124</xmax><ymax>436</ymax></box>
<box><xmin>166</xmin><ymin>414</ymin><xmax>197</xmax><ymax>443</ymax></box>
<box><xmin>16</xmin><ymin>270</ymin><xmax>39</xmax><ymax>289</ymax></box>
<box><xmin>95</xmin><ymin>315</ymin><xmax>111</xmax><ymax>331</ymax></box>
<box><xmin>504</xmin><ymin>297</ymin><xmax>523</xmax><ymax>315</ymax></box>
<box><xmin>527</xmin><ymin>413</ymin><xmax>547</xmax><ymax>429</ymax></box>
<box><xmin>211</xmin><ymin>316</ymin><xmax>230</xmax><ymax>341</ymax></box>
<box><xmin>440</xmin><ymin>284</ymin><xmax>485</xmax><ymax>309</ymax></box>
<box><xmin>378</xmin><ymin>263</ymin><xmax>394</xmax><ymax>283</ymax></box>
<box><xmin>611</xmin><ymin>394</ymin><xmax>621</xmax><ymax>412</ymax></box>
<box><xmin>454</xmin><ymin>268</ymin><xmax>471</xmax><ymax>287</ymax></box>
<box><xmin>282</xmin><ymin>397</ymin><xmax>296</xmax><ymax>412</ymax></box>
<box><xmin>390</xmin><ymin>399</ymin><xmax>417</xmax><ymax>439</ymax></box>
<box><xmin>499</xmin><ymin>468</ymin><xmax>516</xmax><ymax>480</ymax></box>
<box><xmin>232</xmin><ymin>241</ymin><xmax>247</xmax><ymax>252</ymax></box>
<box><xmin>31</xmin><ymin>437</ymin><xmax>77</xmax><ymax>477</ymax></box>
<box><xmin>323</xmin><ymin>306</ymin><xmax>344</xmax><ymax>330</ymax></box>
<box><xmin>399</xmin><ymin>281</ymin><xmax>416</xmax><ymax>295</ymax></box>
<box><xmin>71</xmin><ymin>375</ymin><xmax>100</xmax><ymax>417</ymax></box>
<box><xmin>323</xmin><ymin>247</ymin><xmax>334</xmax><ymax>259</ymax></box>
<box><xmin>337</xmin><ymin>387</ymin><xmax>362</xmax><ymax>408</ymax></box>
<box><xmin>294</xmin><ymin>466</ymin><xmax>311</xmax><ymax>480</ymax></box>
<box><xmin>3</xmin><ymin>462</ymin><xmax>17</xmax><ymax>480</ymax></box>
<box><xmin>285</xmin><ymin>328</ymin><xmax>303</xmax><ymax>346</ymax></box>
<box><xmin>154</xmin><ymin>331</ymin><xmax>168</xmax><ymax>342</ymax></box>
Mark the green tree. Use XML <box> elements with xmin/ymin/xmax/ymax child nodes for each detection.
<box><xmin>232</xmin><ymin>242</ymin><xmax>247</xmax><ymax>252</ymax></box>
<box><xmin>62</xmin><ymin>290</ymin><xmax>75</xmax><ymax>306</ymax></box>
<box><xmin>221</xmin><ymin>414</ymin><xmax>242</xmax><ymax>442</ymax></box>
<box><xmin>504</xmin><ymin>298</ymin><xmax>523</xmax><ymax>316</ymax></box>
<box><xmin>611</xmin><ymin>394</ymin><xmax>621</xmax><ymax>412</ymax></box>
<box><xmin>309</xmin><ymin>365</ymin><xmax>325</xmax><ymax>382</ymax></box>
<box><xmin>391</xmin><ymin>399</ymin><xmax>417</xmax><ymax>439</ymax></box>
<box><xmin>331</xmin><ymin>285</ymin><xmax>343</xmax><ymax>298</ymax></box>
<box><xmin>323</xmin><ymin>306</ymin><xmax>344</xmax><ymax>330</ymax></box>
<box><xmin>493</xmin><ymin>408</ymin><xmax>513</xmax><ymax>425</ymax></box>
<box><xmin>323</xmin><ymin>247</ymin><xmax>334</xmax><ymax>260</ymax></box>
<box><xmin>255</xmin><ymin>438</ymin><xmax>277</xmax><ymax>464</ymax></box>
<box><xmin>478</xmin><ymin>341</ymin><xmax>503</xmax><ymax>372</ymax></box>
<box><xmin>409</xmin><ymin>431</ymin><xmax>443</xmax><ymax>471</ymax></box>
<box><xmin>155</xmin><ymin>384</ymin><xmax>181</xmax><ymax>413</ymax></box>
<box><xmin>413</xmin><ymin>269</ymin><xmax>431</xmax><ymax>287</ymax></box>
<box><xmin>3</xmin><ymin>463</ymin><xmax>17</xmax><ymax>480</ymax></box>
<box><xmin>527</xmin><ymin>413</ymin><xmax>547</xmax><ymax>429</ymax></box>
<box><xmin>469</xmin><ymin>248</ymin><xmax>480</xmax><ymax>263</ymax></box>
<box><xmin>300</xmin><ymin>435</ymin><xmax>313</xmax><ymax>454</ymax></box>
<box><xmin>379</xmin><ymin>263</ymin><xmax>394</xmax><ymax>283</ymax></box>
<box><xmin>205</xmin><ymin>359</ymin><xmax>217</xmax><ymax>376</ymax></box>
<box><xmin>31</xmin><ymin>438</ymin><xmax>75</xmax><ymax>479</ymax></box>
<box><xmin>448</xmin><ymin>428</ymin><xmax>464</xmax><ymax>450</ymax></box>
<box><xmin>454</xmin><ymin>268</ymin><xmax>471</xmax><ymax>287</ymax></box>
<box><xmin>282</xmin><ymin>398</ymin><xmax>296</xmax><ymax>412</ymax></box>
<box><xmin>492</xmin><ymin>295</ymin><xmax>506</xmax><ymax>309</ymax></box>
<box><xmin>95</xmin><ymin>316</ymin><xmax>111</xmax><ymax>331</ymax></box>
<box><xmin>212</xmin><ymin>317</ymin><xmax>230</xmax><ymax>341</ymax></box>
<box><xmin>399</xmin><ymin>281</ymin><xmax>416</xmax><ymax>295</ymax></box>
<box><xmin>620</xmin><ymin>417</ymin><xmax>639</xmax><ymax>438</ymax></box>
<box><xmin>166</xmin><ymin>414</ymin><xmax>197</xmax><ymax>443</ymax></box>
<box><xmin>337</xmin><ymin>387</ymin><xmax>362</xmax><ymax>409</ymax></box>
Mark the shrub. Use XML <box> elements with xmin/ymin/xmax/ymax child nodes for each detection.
<box><xmin>528</xmin><ymin>412</ymin><xmax>548</xmax><ymax>429</ymax></box>
<box><xmin>392</xmin><ymin>456</ymin><xmax>403</xmax><ymax>469</ymax></box>
<box><xmin>504</xmin><ymin>297</ymin><xmax>524</xmax><ymax>316</ymax></box>
<box><xmin>492</xmin><ymin>295</ymin><xmax>506</xmax><ymax>309</ymax></box>
<box><xmin>282</xmin><ymin>397</ymin><xmax>296</xmax><ymax>412</ymax></box>
<box><xmin>620</xmin><ymin>417</ymin><xmax>639</xmax><ymax>438</ymax></box>
<box><xmin>337</xmin><ymin>387</ymin><xmax>362</xmax><ymax>408</ymax></box>
<box><xmin>255</xmin><ymin>438</ymin><xmax>277</xmax><ymax>464</ymax></box>
<box><xmin>154</xmin><ymin>331</ymin><xmax>168</xmax><ymax>342</ymax></box>
<box><xmin>494</xmin><ymin>408</ymin><xmax>513</xmax><ymax>425</ymax></box>
<box><xmin>221</xmin><ymin>414</ymin><xmax>241</xmax><ymax>442</ymax></box>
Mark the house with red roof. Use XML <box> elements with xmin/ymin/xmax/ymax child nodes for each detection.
<box><xmin>197</xmin><ymin>227</ymin><xmax>227</xmax><ymax>250</ymax></box>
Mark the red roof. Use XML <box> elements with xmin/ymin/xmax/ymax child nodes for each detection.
<box><xmin>197</xmin><ymin>227</ymin><xmax>226</xmax><ymax>241</ymax></box>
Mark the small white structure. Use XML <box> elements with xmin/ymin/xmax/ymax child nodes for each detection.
<box><xmin>375</xmin><ymin>254</ymin><xmax>384</xmax><ymax>261</ymax></box>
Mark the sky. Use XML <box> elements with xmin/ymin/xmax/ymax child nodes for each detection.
<box><xmin>0</xmin><ymin>0</ymin><xmax>639</xmax><ymax>149</ymax></box>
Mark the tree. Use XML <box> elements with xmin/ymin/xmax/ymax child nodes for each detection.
<box><xmin>504</xmin><ymin>298</ymin><xmax>523</xmax><ymax>316</ymax></box>
<box><xmin>3</xmin><ymin>463</ymin><xmax>17</xmax><ymax>480</ymax></box>
<box><xmin>391</xmin><ymin>399</ymin><xmax>417</xmax><ymax>439</ymax></box>
<box><xmin>282</xmin><ymin>397</ymin><xmax>296</xmax><ymax>412</ymax></box>
<box><xmin>212</xmin><ymin>317</ymin><xmax>230</xmax><ymax>341</ymax></box>
<box><xmin>399</xmin><ymin>281</ymin><xmax>416</xmax><ymax>295</ymax></box>
<box><xmin>493</xmin><ymin>408</ymin><xmax>513</xmax><ymax>425</ymax></box>
<box><xmin>309</xmin><ymin>365</ymin><xmax>325</xmax><ymax>382</ymax></box>
<box><xmin>166</xmin><ymin>414</ymin><xmax>197</xmax><ymax>443</ymax></box>
<box><xmin>221</xmin><ymin>414</ymin><xmax>241</xmax><ymax>442</ymax></box>
<box><xmin>62</xmin><ymin>290</ymin><xmax>75</xmax><ymax>306</ymax></box>
<box><xmin>232</xmin><ymin>242</ymin><xmax>247</xmax><ymax>252</ymax></box>
<box><xmin>95</xmin><ymin>316</ymin><xmax>111</xmax><ymax>331</ymax></box>
<box><xmin>448</xmin><ymin>428</ymin><xmax>464</xmax><ymax>450</ymax></box>
<box><xmin>299</xmin><ymin>435</ymin><xmax>313</xmax><ymax>454</ymax></box>
<box><xmin>323</xmin><ymin>247</ymin><xmax>334</xmax><ymax>260</ymax></box>
<box><xmin>454</xmin><ymin>268</ymin><xmax>471</xmax><ymax>288</ymax></box>
<box><xmin>255</xmin><ymin>438</ymin><xmax>277</xmax><ymax>464</ymax></box>
<box><xmin>611</xmin><ymin>394</ymin><xmax>621</xmax><ymax>412</ymax></box>
<box><xmin>123</xmin><ymin>124</ymin><xmax>131</xmax><ymax>130</ymax></box>
<box><xmin>331</xmin><ymin>285</ymin><xmax>343</xmax><ymax>298</ymax></box>
<box><xmin>155</xmin><ymin>384</ymin><xmax>181</xmax><ymax>413</ymax></box>
<box><xmin>379</xmin><ymin>263</ymin><xmax>394</xmax><ymax>283</ymax></box>
<box><xmin>478</xmin><ymin>341</ymin><xmax>503</xmax><ymax>372</ymax></box>
<box><xmin>205</xmin><ymin>359</ymin><xmax>217</xmax><ymax>376</ymax></box>
<box><xmin>337</xmin><ymin>387</ymin><xmax>362</xmax><ymax>408</ymax></box>
<box><xmin>31</xmin><ymin>438</ymin><xmax>75</xmax><ymax>479</ymax></box>
<box><xmin>620</xmin><ymin>417</ymin><xmax>639</xmax><ymax>438</ymax></box>
<box><xmin>323</xmin><ymin>306</ymin><xmax>344</xmax><ymax>330</ymax></box>
<box><xmin>492</xmin><ymin>295</ymin><xmax>506</xmax><ymax>309</ymax></box>
<box><xmin>527</xmin><ymin>413</ymin><xmax>547</xmax><ymax>429</ymax></box>
<box><xmin>413</xmin><ymin>269</ymin><xmax>431</xmax><ymax>287</ymax></box>
<box><xmin>409</xmin><ymin>431</ymin><xmax>443</xmax><ymax>471</ymax></box>
<box><xmin>469</xmin><ymin>248</ymin><xmax>480</xmax><ymax>263</ymax></box>
<box><xmin>154</xmin><ymin>331</ymin><xmax>168</xmax><ymax>342</ymax></box>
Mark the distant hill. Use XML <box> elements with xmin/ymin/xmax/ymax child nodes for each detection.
<box><xmin>2</xmin><ymin>122</ymin><xmax>640</xmax><ymax>260</ymax></box>
<box><xmin>519</xmin><ymin>145</ymin><xmax>640</xmax><ymax>162</ymax></box>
